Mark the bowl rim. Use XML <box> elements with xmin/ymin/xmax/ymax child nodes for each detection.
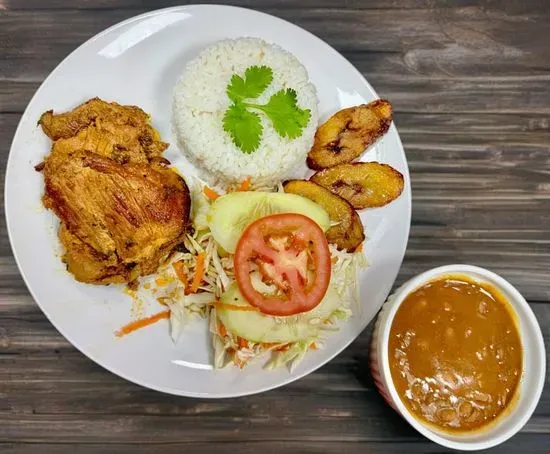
<box><xmin>377</xmin><ymin>264</ymin><xmax>546</xmax><ymax>451</ymax></box>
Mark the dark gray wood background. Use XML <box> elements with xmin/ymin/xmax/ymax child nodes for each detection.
<box><xmin>1</xmin><ymin>1</ymin><xmax>549</xmax><ymax>452</ymax></box>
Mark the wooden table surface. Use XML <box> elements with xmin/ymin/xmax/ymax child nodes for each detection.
<box><xmin>1</xmin><ymin>1</ymin><xmax>549</xmax><ymax>452</ymax></box>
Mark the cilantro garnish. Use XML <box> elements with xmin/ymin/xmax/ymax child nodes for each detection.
<box><xmin>250</xmin><ymin>88</ymin><xmax>311</xmax><ymax>139</ymax></box>
<box><xmin>227</xmin><ymin>65</ymin><xmax>273</xmax><ymax>102</ymax></box>
<box><xmin>222</xmin><ymin>65</ymin><xmax>311</xmax><ymax>153</ymax></box>
<box><xmin>223</xmin><ymin>104</ymin><xmax>263</xmax><ymax>153</ymax></box>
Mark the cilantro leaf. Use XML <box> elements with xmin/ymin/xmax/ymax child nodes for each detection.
<box><xmin>227</xmin><ymin>65</ymin><xmax>273</xmax><ymax>102</ymax></box>
<box><xmin>223</xmin><ymin>66</ymin><xmax>311</xmax><ymax>153</ymax></box>
<box><xmin>223</xmin><ymin>103</ymin><xmax>263</xmax><ymax>153</ymax></box>
<box><xmin>253</xmin><ymin>88</ymin><xmax>311</xmax><ymax>139</ymax></box>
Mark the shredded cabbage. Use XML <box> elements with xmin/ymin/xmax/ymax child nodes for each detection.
<box><xmin>329</xmin><ymin>244</ymin><xmax>369</xmax><ymax>311</ymax></box>
<box><xmin>169</xmin><ymin>293</ymin><xmax>217</xmax><ymax>343</ymax></box>
<box><xmin>172</xmin><ymin>230</ymin><xmax>235</xmax><ymax>297</ymax></box>
<box><xmin>142</xmin><ymin>226</ymin><xmax>235</xmax><ymax>344</ymax></box>
<box><xmin>265</xmin><ymin>341</ymin><xmax>311</xmax><ymax>372</ymax></box>
<box><xmin>190</xmin><ymin>179</ymin><xmax>211</xmax><ymax>231</ymax></box>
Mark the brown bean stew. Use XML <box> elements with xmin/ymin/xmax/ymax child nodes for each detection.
<box><xmin>388</xmin><ymin>275</ymin><xmax>522</xmax><ymax>432</ymax></box>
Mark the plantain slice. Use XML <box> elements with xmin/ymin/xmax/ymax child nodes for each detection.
<box><xmin>283</xmin><ymin>180</ymin><xmax>365</xmax><ymax>251</ymax></box>
<box><xmin>307</xmin><ymin>100</ymin><xmax>393</xmax><ymax>170</ymax></box>
<box><xmin>311</xmin><ymin>162</ymin><xmax>404</xmax><ymax>209</ymax></box>
<box><xmin>336</xmin><ymin>210</ymin><xmax>365</xmax><ymax>252</ymax></box>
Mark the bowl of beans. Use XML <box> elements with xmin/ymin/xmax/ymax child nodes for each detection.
<box><xmin>370</xmin><ymin>264</ymin><xmax>546</xmax><ymax>450</ymax></box>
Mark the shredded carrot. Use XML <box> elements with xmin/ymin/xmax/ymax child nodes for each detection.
<box><xmin>237</xmin><ymin>337</ymin><xmax>248</xmax><ymax>349</ymax></box>
<box><xmin>203</xmin><ymin>186</ymin><xmax>220</xmax><ymax>200</ymax></box>
<box><xmin>189</xmin><ymin>252</ymin><xmax>206</xmax><ymax>293</ymax></box>
<box><xmin>172</xmin><ymin>260</ymin><xmax>189</xmax><ymax>294</ymax></box>
<box><xmin>275</xmin><ymin>344</ymin><xmax>290</xmax><ymax>352</ymax></box>
<box><xmin>354</xmin><ymin>243</ymin><xmax>363</xmax><ymax>253</ymax></box>
<box><xmin>115</xmin><ymin>310</ymin><xmax>170</xmax><ymax>337</ymax></box>
<box><xmin>260</xmin><ymin>342</ymin><xmax>277</xmax><ymax>348</ymax></box>
<box><xmin>237</xmin><ymin>177</ymin><xmax>251</xmax><ymax>191</ymax></box>
<box><xmin>218</xmin><ymin>322</ymin><xmax>227</xmax><ymax>338</ymax></box>
<box><xmin>214</xmin><ymin>302</ymin><xmax>259</xmax><ymax>312</ymax></box>
<box><xmin>309</xmin><ymin>342</ymin><xmax>317</xmax><ymax>350</ymax></box>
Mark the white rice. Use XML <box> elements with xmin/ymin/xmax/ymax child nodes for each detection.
<box><xmin>172</xmin><ymin>38</ymin><xmax>318</xmax><ymax>187</ymax></box>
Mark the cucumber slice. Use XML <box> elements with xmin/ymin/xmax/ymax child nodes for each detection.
<box><xmin>207</xmin><ymin>192</ymin><xmax>330</xmax><ymax>253</ymax></box>
<box><xmin>217</xmin><ymin>282</ymin><xmax>342</xmax><ymax>343</ymax></box>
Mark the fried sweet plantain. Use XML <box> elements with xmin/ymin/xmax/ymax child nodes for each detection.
<box><xmin>337</xmin><ymin>210</ymin><xmax>365</xmax><ymax>252</ymax></box>
<box><xmin>283</xmin><ymin>180</ymin><xmax>364</xmax><ymax>251</ymax></box>
<box><xmin>307</xmin><ymin>100</ymin><xmax>393</xmax><ymax>170</ymax></box>
<box><xmin>311</xmin><ymin>162</ymin><xmax>404</xmax><ymax>209</ymax></box>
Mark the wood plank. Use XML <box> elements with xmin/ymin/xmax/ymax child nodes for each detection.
<box><xmin>397</xmin><ymin>112</ymin><xmax>550</xmax><ymax>134</ymax></box>
<box><xmin>370</xmin><ymin>76</ymin><xmax>550</xmax><ymax>114</ymax></box>
<box><xmin>0</xmin><ymin>81</ymin><xmax>39</xmax><ymax>113</ymax></box>
<box><xmin>1</xmin><ymin>436</ymin><xmax>550</xmax><ymax>454</ymax></box>
<box><xmin>3</xmin><ymin>0</ymin><xmax>550</xmax><ymax>12</ymax></box>
<box><xmin>0</xmin><ymin>409</ymin><xmax>414</xmax><ymax>442</ymax></box>
<box><xmin>4</xmin><ymin>0</ymin><xmax>436</xmax><ymax>11</ymax></box>
<box><xmin>0</xmin><ymin>394</ymin><xmax>548</xmax><ymax>444</ymax></box>
<box><xmin>2</xmin><ymin>6</ymin><xmax>550</xmax><ymax>81</ymax></box>
<box><xmin>0</xmin><ymin>410</ymin><xmax>548</xmax><ymax>443</ymax></box>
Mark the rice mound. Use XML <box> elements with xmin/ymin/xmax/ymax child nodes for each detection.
<box><xmin>172</xmin><ymin>38</ymin><xmax>318</xmax><ymax>187</ymax></box>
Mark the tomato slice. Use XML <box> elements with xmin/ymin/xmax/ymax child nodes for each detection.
<box><xmin>234</xmin><ymin>213</ymin><xmax>331</xmax><ymax>316</ymax></box>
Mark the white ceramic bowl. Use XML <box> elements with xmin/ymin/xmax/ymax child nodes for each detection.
<box><xmin>370</xmin><ymin>264</ymin><xmax>546</xmax><ymax>451</ymax></box>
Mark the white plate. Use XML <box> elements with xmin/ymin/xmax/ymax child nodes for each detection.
<box><xmin>5</xmin><ymin>5</ymin><xmax>411</xmax><ymax>397</ymax></box>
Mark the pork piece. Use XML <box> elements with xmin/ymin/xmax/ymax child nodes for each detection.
<box><xmin>39</xmin><ymin>97</ymin><xmax>168</xmax><ymax>162</ymax></box>
<box><xmin>38</xmin><ymin>99</ymin><xmax>190</xmax><ymax>285</ymax></box>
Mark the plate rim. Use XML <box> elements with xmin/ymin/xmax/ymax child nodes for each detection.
<box><xmin>4</xmin><ymin>4</ymin><xmax>412</xmax><ymax>398</ymax></box>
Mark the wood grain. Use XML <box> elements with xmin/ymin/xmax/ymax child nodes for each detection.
<box><xmin>3</xmin><ymin>0</ymin><xmax>550</xmax><ymax>11</ymax></box>
<box><xmin>3</xmin><ymin>438</ymin><xmax>549</xmax><ymax>454</ymax></box>
<box><xmin>3</xmin><ymin>5</ymin><xmax>550</xmax><ymax>81</ymax></box>
<box><xmin>1</xmin><ymin>1</ymin><xmax>549</xmax><ymax>453</ymax></box>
